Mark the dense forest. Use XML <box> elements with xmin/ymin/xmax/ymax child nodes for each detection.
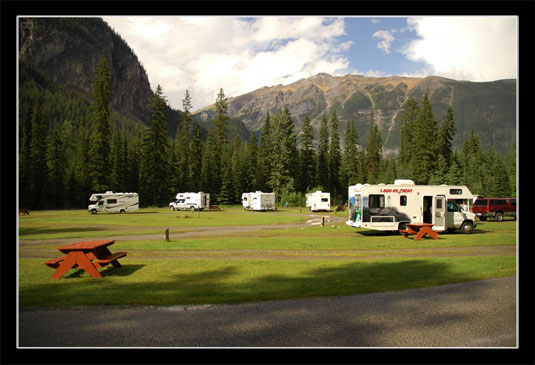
<box><xmin>18</xmin><ymin>56</ymin><xmax>517</xmax><ymax>210</ymax></box>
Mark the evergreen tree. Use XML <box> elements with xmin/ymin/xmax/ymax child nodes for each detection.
<box><xmin>328</xmin><ymin>111</ymin><xmax>342</xmax><ymax>198</ymax></box>
<box><xmin>246</xmin><ymin>133</ymin><xmax>259</xmax><ymax>191</ymax></box>
<box><xmin>268</xmin><ymin>108</ymin><xmax>296</xmax><ymax>200</ymax></box>
<box><xmin>257</xmin><ymin>112</ymin><xmax>272</xmax><ymax>192</ymax></box>
<box><xmin>141</xmin><ymin>84</ymin><xmax>170</xmax><ymax>206</ymax></box>
<box><xmin>201</xmin><ymin>131</ymin><xmax>218</xmax><ymax>195</ymax></box>
<box><xmin>460</xmin><ymin>129</ymin><xmax>487</xmax><ymax>196</ymax></box>
<box><xmin>217</xmin><ymin>145</ymin><xmax>234</xmax><ymax>205</ymax></box>
<box><xmin>504</xmin><ymin>144</ymin><xmax>516</xmax><ymax>197</ymax></box>
<box><xmin>341</xmin><ymin>118</ymin><xmax>360</xmax><ymax>189</ymax></box>
<box><xmin>28</xmin><ymin>96</ymin><xmax>48</xmax><ymax>209</ymax></box>
<box><xmin>485</xmin><ymin>146</ymin><xmax>511</xmax><ymax>197</ymax></box>
<box><xmin>398</xmin><ymin>98</ymin><xmax>419</xmax><ymax>175</ymax></box>
<box><xmin>438</xmin><ymin>105</ymin><xmax>456</xmax><ymax>163</ymax></box>
<box><xmin>316</xmin><ymin>114</ymin><xmax>329</xmax><ymax>190</ymax></box>
<box><xmin>212</xmin><ymin>88</ymin><xmax>230</xmax><ymax>198</ymax></box>
<box><xmin>45</xmin><ymin>130</ymin><xmax>66</xmax><ymax>208</ymax></box>
<box><xmin>407</xmin><ymin>93</ymin><xmax>438</xmax><ymax>184</ymax></box>
<box><xmin>298</xmin><ymin>114</ymin><xmax>316</xmax><ymax>193</ymax></box>
<box><xmin>365</xmin><ymin>111</ymin><xmax>383</xmax><ymax>184</ymax></box>
<box><xmin>88</xmin><ymin>55</ymin><xmax>112</xmax><ymax>191</ymax></box>
<box><xmin>428</xmin><ymin>154</ymin><xmax>448</xmax><ymax>185</ymax></box>
<box><xmin>444</xmin><ymin>158</ymin><xmax>463</xmax><ymax>185</ymax></box>
<box><xmin>190</xmin><ymin>122</ymin><xmax>204</xmax><ymax>191</ymax></box>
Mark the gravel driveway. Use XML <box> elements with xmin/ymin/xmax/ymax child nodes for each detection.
<box><xmin>18</xmin><ymin>275</ymin><xmax>516</xmax><ymax>348</ymax></box>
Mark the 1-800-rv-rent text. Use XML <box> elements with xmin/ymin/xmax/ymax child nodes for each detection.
<box><xmin>346</xmin><ymin>180</ymin><xmax>477</xmax><ymax>234</ymax></box>
<box><xmin>88</xmin><ymin>191</ymin><xmax>139</xmax><ymax>214</ymax></box>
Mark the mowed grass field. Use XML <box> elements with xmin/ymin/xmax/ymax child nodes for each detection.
<box><xmin>18</xmin><ymin>207</ymin><xmax>517</xmax><ymax>307</ymax></box>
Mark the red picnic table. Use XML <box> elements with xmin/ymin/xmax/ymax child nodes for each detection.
<box><xmin>400</xmin><ymin>223</ymin><xmax>441</xmax><ymax>241</ymax></box>
<box><xmin>44</xmin><ymin>239</ymin><xmax>127</xmax><ymax>279</ymax></box>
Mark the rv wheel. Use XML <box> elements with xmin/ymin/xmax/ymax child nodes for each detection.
<box><xmin>190</xmin><ymin>206</ymin><xmax>196</xmax><ymax>212</ymax></box>
<box><xmin>461</xmin><ymin>221</ymin><xmax>474</xmax><ymax>234</ymax></box>
<box><xmin>91</xmin><ymin>209</ymin><xmax>97</xmax><ymax>215</ymax></box>
<box><xmin>170</xmin><ymin>206</ymin><xmax>175</xmax><ymax>211</ymax></box>
<box><xmin>120</xmin><ymin>209</ymin><xmax>125</xmax><ymax>214</ymax></box>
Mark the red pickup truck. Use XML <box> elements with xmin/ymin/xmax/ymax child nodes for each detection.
<box><xmin>472</xmin><ymin>198</ymin><xmax>516</xmax><ymax>221</ymax></box>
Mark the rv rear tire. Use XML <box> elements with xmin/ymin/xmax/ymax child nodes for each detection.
<box><xmin>170</xmin><ymin>206</ymin><xmax>175</xmax><ymax>211</ymax></box>
<box><xmin>91</xmin><ymin>209</ymin><xmax>97</xmax><ymax>215</ymax></box>
<box><xmin>120</xmin><ymin>209</ymin><xmax>125</xmax><ymax>214</ymax></box>
<box><xmin>190</xmin><ymin>206</ymin><xmax>196</xmax><ymax>212</ymax></box>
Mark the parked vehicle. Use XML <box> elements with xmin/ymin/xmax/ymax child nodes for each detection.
<box><xmin>88</xmin><ymin>191</ymin><xmax>139</xmax><ymax>214</ymax></box>
<box><xmin>242</xmin><ymin>191</ymin><xmax>276</xmax><ymax>211</ymax></box>
<box><xmin>169</xmin><ymin>192</ymin><xmax>210</xmax><ymax>212</ymax></box>
<box><xmin>346</xmin><ymin>180</ymin><xmax>477</xmax><ymax>234</ymax></box>
<box><xmin>472</xmin><ymin>197</ymin><xmax>516</xmax><ymax>221</ymax></box>
<box><xmin>306</xmin><ymin>191</ymin><xmax>331</xmax><ymax>212</ymax></box>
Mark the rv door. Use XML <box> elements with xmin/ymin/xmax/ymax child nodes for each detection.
<box><xmin>433</xmin><ymin>195</ymin><xmax>446</xmax><ymax>231</ymax></box>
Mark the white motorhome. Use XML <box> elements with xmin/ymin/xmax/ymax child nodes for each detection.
<box><xmin>346</xmin><ymin>180</ymin><xmax>477</xmax><ymax>234</ymax></box>
<box><xmin>169</xmin><ymin>192</ymin><xmax>210</xmax><ymax>211</ymax></box>
<box><xmin>306</xmin><ymin>191</ymin><xmax>331</xmax><ymax>212</ymax></box>
<box><xmin>242</xmin><ymin>191</ymin><xmax>276</xmax><ymax>211</ymax></box>
<box><xmin>88</xmin><ymin>191</ymin><xmax>139</xmax><ymax>214</ymax></box>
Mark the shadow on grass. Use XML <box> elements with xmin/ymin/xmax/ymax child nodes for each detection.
<box><xmin>63</xmin><ymin>264</ymin><xmax>145</xmax><ymax>279</ymax></box>
<box><xmin>21</xmin><ymin>259</ymin><xmax>488</xmax><ymax>308</ymax></box>
<box><xmin>20</xmin><ymin>227</ymin><xmax>109</xmax><ymax>236</ymax></box>
<box><xmin>357</xmin><ymin>228</ymin><xmax>486</xmax><ymax>237</ymax></box>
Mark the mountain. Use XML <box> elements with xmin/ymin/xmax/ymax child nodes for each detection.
<box><xmin>19</xmin><ymin>17</ymin><xmax>155</xmax><ymax>124</ymax></box>
<box><xmin>194</xmin><ymin>73</ymin><xmax>516</xmax><ymax>155</ymax></box>
<box><xmin>18</xmin><ymin>17</ymin><xmax>253</xmax><ymax>141</ymax></box>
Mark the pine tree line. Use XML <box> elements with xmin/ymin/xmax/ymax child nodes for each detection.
<box><xmin>18</xmin><ymin>57</ymin><xmax>517</xmax><ymax>210</ymax></box>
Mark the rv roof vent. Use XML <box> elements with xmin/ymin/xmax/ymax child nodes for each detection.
<box><xmin>394</xmin><ymin>179</ymin><xmax>415</xmax><ymax>186</ymax></box>
<box><xmin>378</xmin><ymin>183</ymin><xmax>385</xmax><ymax>186</ymax></box>
<box><xmin>316</xmin><ymin>191</ymin><xmax>322</xmax><ymax>193</ymax></box>
<box><xmin>440</xmin><ymin>184</ymin><xmax>448</xmax><ymax>186</ymax></box>
<box><xmin>106</xmin><ymin>191</ymin><xmax>113</xmax><ymax>194</ymax></box>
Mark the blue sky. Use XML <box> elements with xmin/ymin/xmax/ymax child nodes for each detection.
<box><xmin>103</xmin><ymin>16</ymin><xmax>517</xmax><ymax>111</ymax></box>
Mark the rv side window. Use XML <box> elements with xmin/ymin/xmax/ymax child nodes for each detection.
<box><xmin>400</xmin><ymin>196</ymin><xmax>407</xmax><ymax>206</ymax></box>
<box><xmin>449</xmin><ymin>189</ymin><xmax>462</xmax><ymax>195</ymax></box>
<box><xmin>107</xmin><ymin>199</ymin><xmax>117</xmax><ymax>204</ymax></box>
<box><xmin>321</xmin><ymin>198</ymin><xmax>328</xmax><ymax>202</ymax></box>
<box><xmin>369</xmin><ymin>195</ymin><xmax>385</xmax><ymax>209</ymax></box>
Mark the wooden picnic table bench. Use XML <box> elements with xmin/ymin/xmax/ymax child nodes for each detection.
<box><xmin>44</xmin><ymin>239</ymin><xmax>127</xmax><ymax>279</ymax></box>
<box><xmin>400</xmin><ymin>223</ymin><xmax>441</xmax><ymax>241</ymax></box>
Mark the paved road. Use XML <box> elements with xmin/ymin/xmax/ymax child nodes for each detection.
<box><xmin>18</xmin><ymin>276</ymin><xmax>516</xmax><ymax>348</ymax></box>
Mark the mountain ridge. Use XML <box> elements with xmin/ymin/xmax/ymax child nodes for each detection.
<box><xmin>194</xmin><ymin>73</ymin><xmax>516</xmax><ymax>155</ymax></box>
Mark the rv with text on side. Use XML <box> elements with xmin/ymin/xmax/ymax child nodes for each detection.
<box><xmin>346</xmin><ymin>180</ymin><xmax>477</xmax><ymax>234</ymax></box>
<box><xmin>88</xmin><ymin>191</ymin><xmax>139</xmax><ymax>214</ymax></box>
<box><xmin>169</xmin><ymin>192</ymin><xmax>210</xmax><ymax>212</ymax></box>
<box><xmin>242</xmin><ymin>191</ymin><xmax>276</xmax><ymax>211</ymax></box>
<box><xmin>306</xmin><ymin>191</ymin><xmax>331</xmax><ymax>212</ymax></box>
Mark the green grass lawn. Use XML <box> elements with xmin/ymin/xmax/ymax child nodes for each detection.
<box><xmin>18</xmin><ymin>206</ymin><xmax>311</xmax><ymax>240</ymax></box>
<box><xmin>18</xmin><ymin>209</ymin><xmax>517</xmax><ymax>308</ymax></box>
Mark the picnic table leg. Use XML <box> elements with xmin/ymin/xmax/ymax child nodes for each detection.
<box><xmin>51</xmin><ymin>252</ymin><xmax>77</xmax><ymax>279</ymax></box>
<box><xmin>413</xmin><ymin>228</ymin><xmax>426</xmax><ymax>242</ymax></box>
<box><xmin>74</xmin><ymin>251</ymin><xmax>102</xmax><ymax>278</ymax></box>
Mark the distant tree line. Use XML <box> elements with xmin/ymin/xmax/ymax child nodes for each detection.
<box><xmin>18</xmin><ymin>56</ymin><xmax>517</xmax><ymax>210</ymax></box>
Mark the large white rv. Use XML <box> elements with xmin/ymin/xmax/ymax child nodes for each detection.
<box><xmin>242</xmin><ymin>191</ymin><xmax>276</xmax><ymax>211</ymax></box>
<box><xmin>169</xmin><ymin>192</ymin><xmax>210</xmax><ymax>211</ymax></box>
<box><xmin>306</xmin><ymin>191</ymin><xmax>331</xmax><ymax>212</ymax></box>
<box><xmin>88</xmin><ymin>191</ymin><xmax>139</xmax><ymax>214</ymax></box>
<box><xmin>346</xmin><ymin>180</ymin><xmax>477</xmax><ymax>234</ymax></box>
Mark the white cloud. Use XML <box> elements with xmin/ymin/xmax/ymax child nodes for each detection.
<box><xmin>103</xmin><ymin>16</ymin><xmax>351</xmax><ymax>111</ymax></box>
<box><xmin>373</xmin><ymin>30</ymin><xmax>395</xmax><ymax>54</ymax></box>
<box><xmin>403</xmin><ymin>16</ymin><xmax>517</xmax><ymax>82</ymax></box>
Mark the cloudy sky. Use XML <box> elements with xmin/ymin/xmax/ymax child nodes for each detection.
<box><xmin>102</xmin><ymin>16</ymin><xmax>518</xmax><ymax>112</ymax></box>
